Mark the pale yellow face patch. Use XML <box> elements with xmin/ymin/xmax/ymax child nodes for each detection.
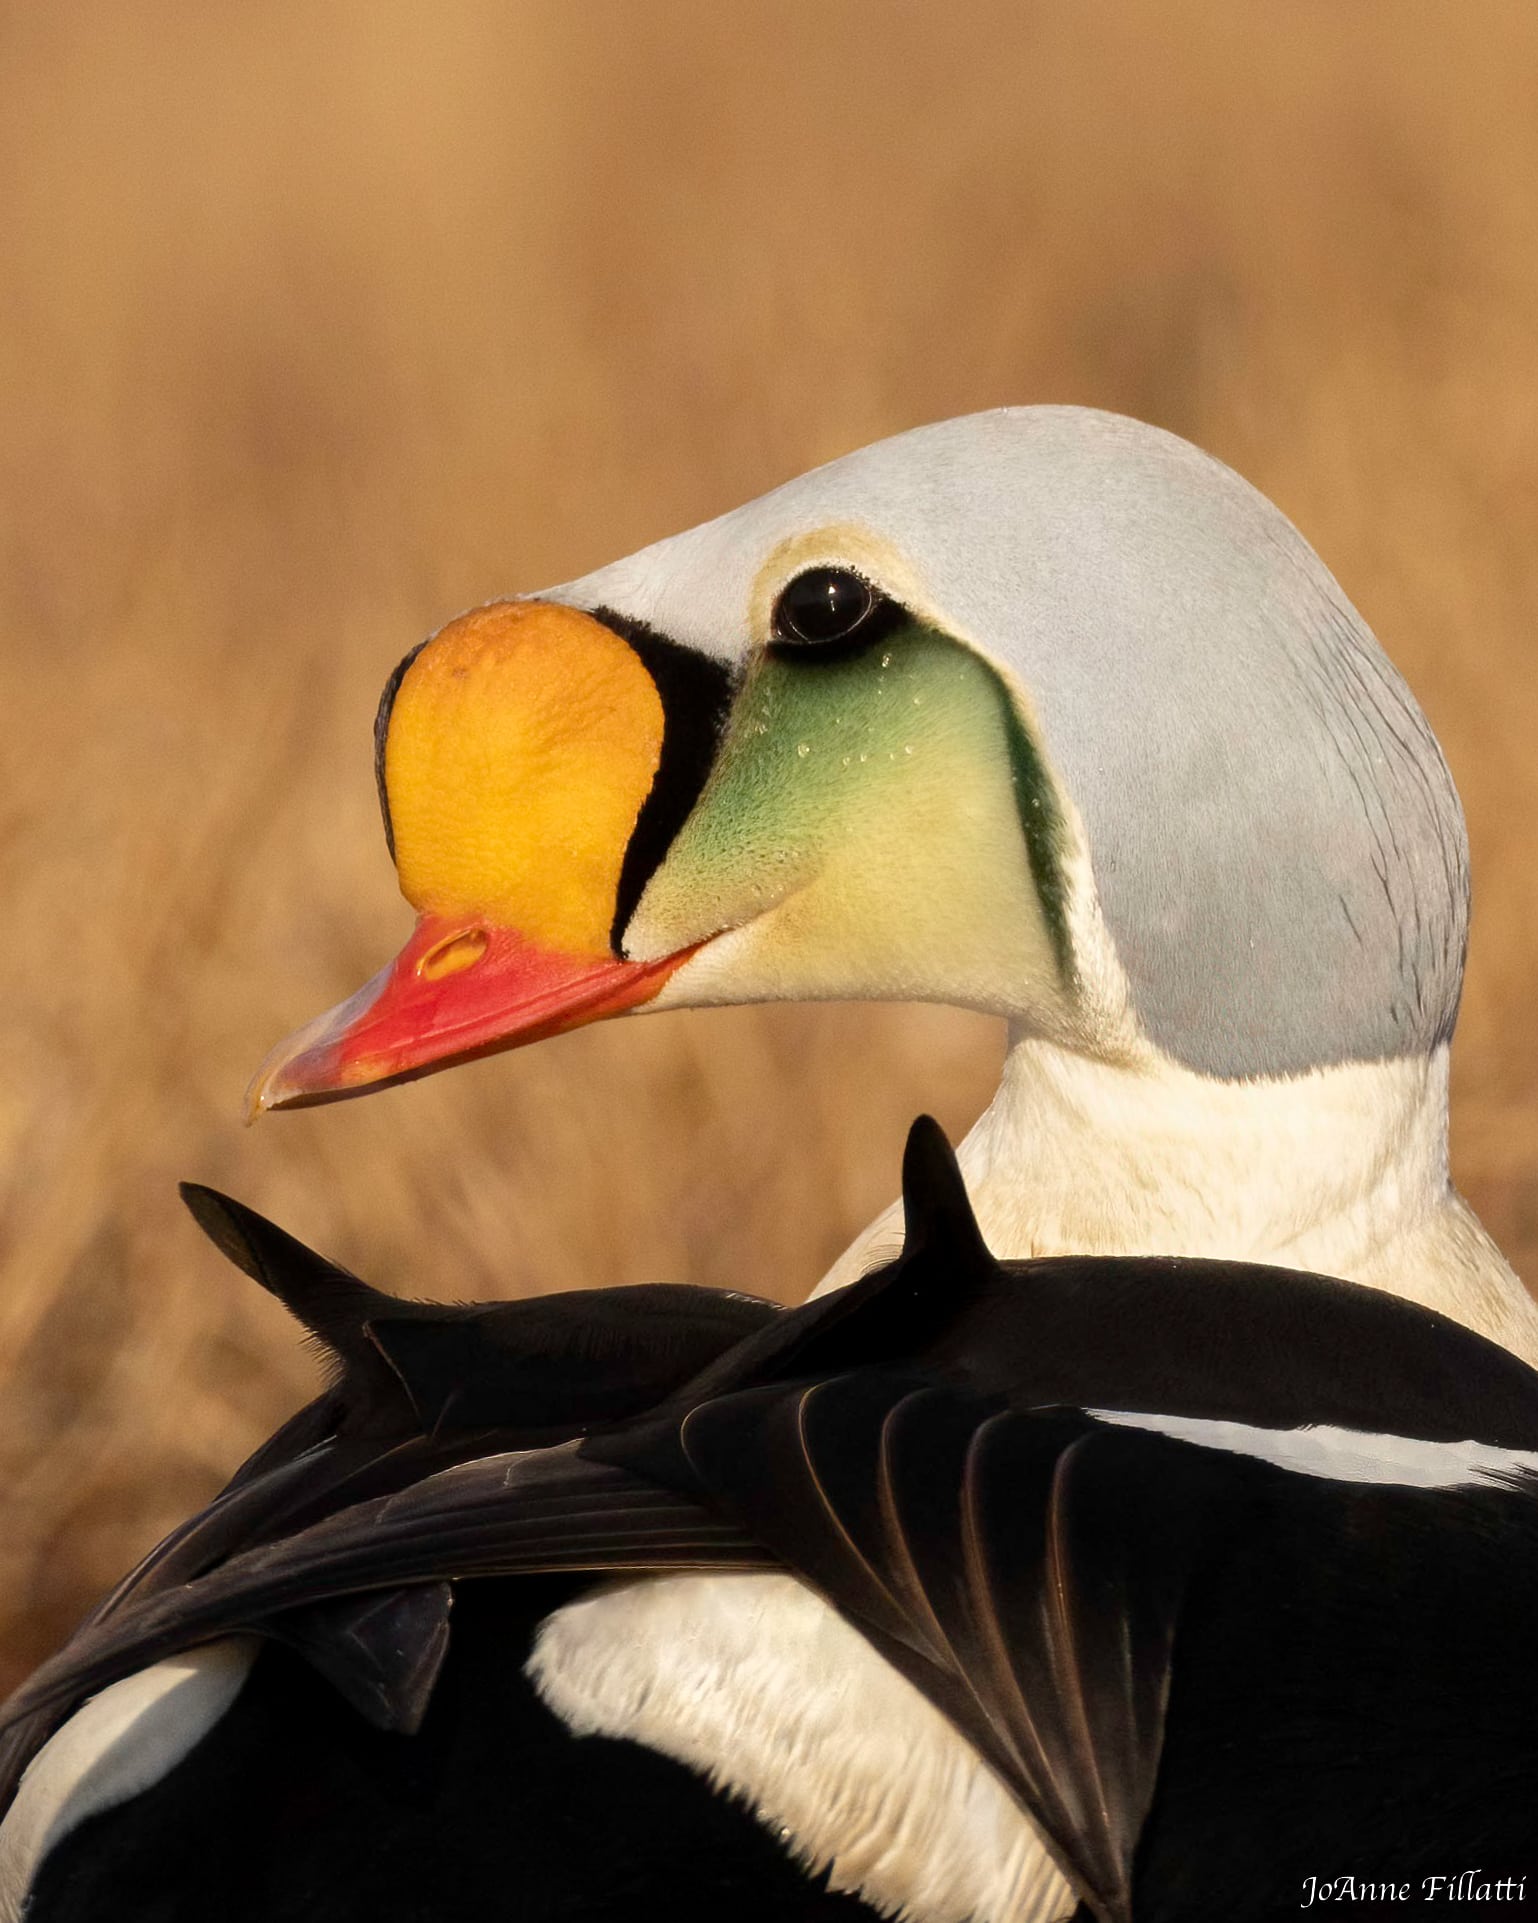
<box><xmin>628</xmin><ymin>620</ymin><xmax>1071</xmax><ymax>1028</ymax></box>
<box><xmin>385</xmin><ymin>601</ymin><xmax>664</xmax><ymax>956</ymax></box>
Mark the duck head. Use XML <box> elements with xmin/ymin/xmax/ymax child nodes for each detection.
<box><xmin>249</xmin><ymin>406</ymin><xmax>1466</xmax><ymax>1111</ymax></box>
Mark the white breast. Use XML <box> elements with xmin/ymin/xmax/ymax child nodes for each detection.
<box><xmin>529</xmin><ymin>1573</ymin><xmax>1074</xmax><ymax>1923</ymax></box>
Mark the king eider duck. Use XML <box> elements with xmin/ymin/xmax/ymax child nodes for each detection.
<box><xmin>4</xmin><ymin>405</ymin><xmax>1535</xmax><ymax>1922</ymax></box>
<box><xmin>223</xmin><ymin>403</ymin><xmax>1536</xmax><ymax>1911</ymax></box>
<box><xmin>4</xmin><ymin>1119</ymin><xmax>1538</xmax><ymax>1922</ymax></box>
<box><xmin>251</xmin><ymin>405</ymin><xmax>1534</xmax><ymax>1354</ymax></box>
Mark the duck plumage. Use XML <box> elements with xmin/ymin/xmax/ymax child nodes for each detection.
<box><xmin>11</xmin><ymin>409</ymin><xmax>1538</xmax><ymax>1920</ymax></box>
<box><xmin>6</xmin><ymin>1122</ymin><xmax>1538</xmax><ymax>1920</ymax></box>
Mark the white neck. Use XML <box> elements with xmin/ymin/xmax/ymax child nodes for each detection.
<box><xmin>816</xmin><ymin>1035</ymin><xmax>1538</xmax><ymax>1366</ymax></box>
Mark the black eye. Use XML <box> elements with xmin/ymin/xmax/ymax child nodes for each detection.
<box><xmin>773</xmin><ymin>568</ymin><xmax>882</xmax><ymax>648</ymax></box>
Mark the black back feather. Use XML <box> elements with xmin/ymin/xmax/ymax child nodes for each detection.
<box><xmin>15</xmin><ymin>1119</ymin><xmax>1538</xmax><ymax>1918</ymax></box>
<box><xmin>179</xmin><ymin>1184</ymin><xmax>400</xmax><ymax>1366</ymax></box>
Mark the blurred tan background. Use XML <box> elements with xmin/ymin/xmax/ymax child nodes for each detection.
<box><xmin>2</xmin><ymin>0</ymin><xmax>1538</xmax><ymax>1687</ymax></box>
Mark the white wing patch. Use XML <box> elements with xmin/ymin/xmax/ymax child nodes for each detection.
<box><xmin>0</xmin><ymin>1638</ymin><xmax>255</xmax><ymax>1922</ymax></box>
<box><xmin>1087</xmin><ymin>1410</ymin><xmax>1538</xmax><ymax>1489</ymax></box>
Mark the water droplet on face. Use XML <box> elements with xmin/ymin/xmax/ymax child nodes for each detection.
<box><xmin>911</xmin><ymin>694</ymin><xmax>923</xmax><ymax>706</ymax></box>
<box><xmin>796</xmin><ymin>742</ymin><xmax>810</xmax><ymax>758</ymax></box>
<box><xmin>858</xmin><ymin>752</ymin><xmax>868</xmax><ymax>763</ymax></box>
<box><xmin>903</xmin><ymin>743</ymin><xmax>914</xmax><ymax>755</ymax></box>
<box><xmin>880</xmin><ymin>653</ymin><xmax>892</xmax><ymax>668</ymax></box>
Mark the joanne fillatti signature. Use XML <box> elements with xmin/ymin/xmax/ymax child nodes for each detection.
<box><xmin>1302</xmin><ymin>1873</ymin><xmax>1529</xmax><ymax>1906</ymax></box>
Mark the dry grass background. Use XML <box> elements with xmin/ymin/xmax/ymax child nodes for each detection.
<box><xmin>2</xmin><ymin>0</ymin><xmax>1538</xmax><ymax>1689</ymax></box>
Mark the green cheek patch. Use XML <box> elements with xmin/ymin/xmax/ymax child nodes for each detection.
<box><xmin>648</xmin><ymin>621</ymin><xmax>1070</xmax><ymax>979</ymax></box>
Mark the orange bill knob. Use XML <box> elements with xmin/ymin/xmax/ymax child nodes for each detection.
<box><xmin>247</xmin><ymin>600</ymin><xmax>694</xmax><ymax>1114</ymax></box>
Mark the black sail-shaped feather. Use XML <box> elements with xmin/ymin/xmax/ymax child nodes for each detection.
<box><xmin>13</xmin><ymin>1120</ymin><xmax>1538</xmax><ymax>1920</ymax></box>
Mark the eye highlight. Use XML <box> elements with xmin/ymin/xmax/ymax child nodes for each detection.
<box><xmin>772</xmin><ymin>568</ymin><xmax>886</xmax><ymax>650</ymax></box>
